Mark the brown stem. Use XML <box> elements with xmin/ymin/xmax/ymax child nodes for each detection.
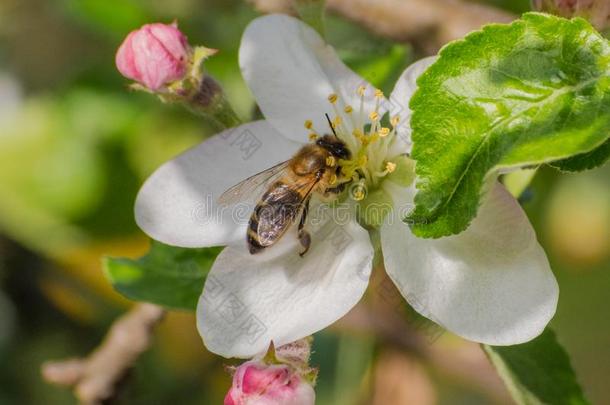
<box><xmin>42</xmin><ymin>304</ymin><xmax>166</xmax><ymax>405</ymax></box>
<box><xmin>247</xmin><ymin>0</ymin><xmax>515</xmax><ymax>54</ymax></box>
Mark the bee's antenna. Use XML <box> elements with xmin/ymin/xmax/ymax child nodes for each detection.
<box><xmin>325</xmin><ymin>113</ymin><xmax>338</xmax><ymax>137</ymax></box>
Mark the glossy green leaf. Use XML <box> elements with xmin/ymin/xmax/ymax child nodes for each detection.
<box><xmin>484</xmin><ymin>328</ymin><xmax>590</xmax><ymax>405</ymax></box>
<box><xmin>408</xmin><ymin>13</ymin><xmax>610</xmax><ymax>238</ymax></box>
<box><xmin>104</xmin><ymin>241</ymin><xmax>222</xmax><ymax>311</ymax></box>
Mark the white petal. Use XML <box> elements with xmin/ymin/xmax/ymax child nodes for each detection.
<box><xmin>135</xmin><ymin>121</ymin><xmax>301</xmax><ymax>247</ymax></box>
<box><xmin>381</xmin><ymin>182</ymin><xmax>558</xmax><ymax>345</ymax></box>
<box><xmin>197</xmin><ymin>213</ymin><xmax>374</xmax><ymax>358</ymax></box>
<box><xmin>387</xmin><ymin>56</ymin><xmax>437</xmax><ymax>156</ymax></box>
<box><xmin>239</xmin><ymin>14</ymin><xmax>380</xmax><ymax>143</ymax></box>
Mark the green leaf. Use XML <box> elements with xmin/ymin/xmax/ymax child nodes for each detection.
<box><xmin>484</xmin><ymin>328</ymin><xmax>590</xmax><ymax>405</ymax></box>
<box><xmin>551</xmin><ymin>138</ymin><xmax>610</xmax><ymax>172</ymax></box>
<box><xmin>408</xmin><ymin>13</ymin><xmax>610</xmax><ymax>238</ymax></box>
<box><xmin>104</xmin><ymin>241</ymin><xmax>222</xmax><ymax>311</ymax></box>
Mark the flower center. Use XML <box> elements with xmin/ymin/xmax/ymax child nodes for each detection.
<box><xmin>304</xmin><ymin>86</ymin><xmax>403</xmax><ymax>201</ymax></box>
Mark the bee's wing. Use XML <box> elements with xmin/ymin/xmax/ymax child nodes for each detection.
<box><xmin>217</xmin><ymin>160</ymin><xmax>291</xmax><ymax>206</ymax></box>
<box><xmin>251</xmin><ymin>175</ymin><xmax>321</xmax><ymax>247</ymax></box>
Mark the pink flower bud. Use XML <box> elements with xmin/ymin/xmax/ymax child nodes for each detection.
<box><xmin>116</xmin><ymin>22</ymin><xmax>190</xmax><ymax>91</ymax></box>
<box><xmin>224</xmin><ymin>360</ymin><xmax>315</xmax><ymax>405</ymax></box>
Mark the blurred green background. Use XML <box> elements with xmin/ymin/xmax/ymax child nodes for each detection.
<box><xmin>0</xmin><ymin>0</ymin><xmax>608</xmax><ymax>404</ymax></box>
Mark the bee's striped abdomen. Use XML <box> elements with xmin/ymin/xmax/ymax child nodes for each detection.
<box><xmin>247</xmin><ymin>180</ymin><xmax>303</xmax><ymax>254</ymax></box>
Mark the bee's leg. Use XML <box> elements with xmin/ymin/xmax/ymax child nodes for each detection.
<box><xmin>323</xmin><ymin>183</ymin><xmax>346</xmax><ymax>198</ymax></box>
<box><xmin>298</xmin><ymin>197</ymin><xmax>311</xmax><ymax>257</ymax></box>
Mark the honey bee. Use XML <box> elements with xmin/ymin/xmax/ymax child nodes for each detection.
<box><xmin>218</xmin><ymin>125</ymin><xmax>351</xmax><ymax>256</ymax></box>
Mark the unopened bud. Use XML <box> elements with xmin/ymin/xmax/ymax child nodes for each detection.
<box><xmin>224</xmin><ymin>340</ymin><xmax>316</xmax><ymax>405</ymax></box>
<box><xmin>116</xmin><ymin>22</ymin><xmax>190</xmax><ymax>91</ymax></box>
<box><xmin>116</xmin><ymin>21</ymin><xmax>240</xmax><ymax>129</ymax></box>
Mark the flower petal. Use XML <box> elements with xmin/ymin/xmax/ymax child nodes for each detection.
<box><xmin>239</xmin><ymin>14</ymin><xmax>379</xmax><ymax>143</ymax></box>
<box><xmin>380</xmin><ymin>181</ymin><xmax>558</xmax><ymax>345</ymax></box>
<box><xmin>135</xmin><ymin>121</ymin><xmax>301</xmax><ymax>248</ymax></box>
<box><xmin>387</xmin><ymin>56</ymin><xmax>437</xmax><ymax>156</ymax></box>
<box><xmin>197</xmin><ymin>213</ymin><xmax>373</xmax><ymax>358</ymax></box>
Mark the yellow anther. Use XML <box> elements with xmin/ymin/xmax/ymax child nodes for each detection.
<box><xmin>304</xmin><ymin>120</ymin><xmax>313</xmax><ymax>129</ymax></box>
<box><xmin>308</xmin><ymin>133</ymin><xmax>318</xmax><ymax>141</ymax></box>
<box><xmin>344</xmin><ymin>105</ymin><xmax>353</xmax><ymax>114</ymax></box>
<box><xmin>374</xmin><ymin>89</ymin><xmax>384</xmax><ymax>98</ymax></box>
<box><xmin>328</xmin><ymin>93</ymin><xmax>338</xmax><ymax>104</ymax></box>
<box><xmin>379</xmin><ymin>127</ymin><xmax>390</xmax><ymax>137</ymax></box>
<box><xmin>391</xmin><ymin>115</ymin><xmax>400</xmax><ymax>127</ymax></box>
<box><xmin>385</xmin><ymin>161</ymin><xmax>397</xmax><ymax>173</ymax></box>
<box><xmin>329</xmin><ymin>174</ymin><xmax>338</xmax><ymax>185</ymax></box>
<box><xmin>326</xmin><ymin>156</ymin><xmax>336</xmax><ymax>167</ymax></box>
<box><xmin>352</xmin><ymin>129</ymin><xmax>364</xmax><ymax>140</ymax></box>
<box><xmin>357</xmin><ymin>85</ymin><xmax>366</xmax><ymax>96</ymax></box>
<box><xmin>332</xmin><ymin>116</ymin><xmax>343</xmax><ymax>128</ymax></box>
<box><xmin>369</xmin><ymin>111</ymin><xmax>380</xmax><ymax>122</ymax></box>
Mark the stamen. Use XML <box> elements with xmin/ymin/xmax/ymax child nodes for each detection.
<box><xmin>344</xmin><ymin>105</ymin><xmax>353</xmax><ymax>114</ymax></box>
<box><xmin>304</xmin><ymin>120</ymin><xmax>313</xmax><ymax>130</ymax></box>
<box><xmin>308</xmin><ymin>133</ymin><xmax>318</xmax><ymax>141</ymax></box>
<box><xmin>357</xmin><ymin>85</ymin><xmax>366</xmax><ymax>97</ymax></box>
<box><xmin>379</xmin><ymin>127</ymin><xmax>390</xmax><ymax>137</ymax></box>
<box><xmin>332</xmin><ymin>116</ymin><xmax>343</xmax><ymax>128</ymax></box>
<box><xmin>374</xmin><ymin>89</ymin><xmax>384</xmax><ymax>99</ymax></box>
<box><xmin>391</xmin><ymin>115</ymin><xmax>400</xmax><ymax>127</ymax></box>
<box><xmin>352</xmin><ymin>184</ymin><xmax>366</xmax><ymax>201</ymax></box>
<box><xmin>385</xmin><ymin>161</ymin><xmax>396</xmax><ymax>173</ymax></box>
<box><xmin>328</xmin><ymin>93</ymin><xmax>338</xmax><ymax>104</ymax></box>
<box><xmin>369</xmin><ymin>111</ymin><xmax>380</xmax><ymax>122</ymax></box>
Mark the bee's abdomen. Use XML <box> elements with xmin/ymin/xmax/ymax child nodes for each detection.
<box><xmin>247</xmin><ymin>181</ymin><xmax>303</xmax><ymax>254</ymax></box>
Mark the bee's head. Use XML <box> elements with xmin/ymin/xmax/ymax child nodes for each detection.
<box><xmin>316</xmin><ymin>134</ymin><xmax>351</xmax><ymax>160</ymax></box>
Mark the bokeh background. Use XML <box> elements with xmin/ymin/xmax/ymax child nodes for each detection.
<box><xmin>0</xmin><ymin>0</ymin><xmax>608</xmax><ymax>404</ymax></box>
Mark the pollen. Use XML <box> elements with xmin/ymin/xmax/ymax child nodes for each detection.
<box><xmin>357</xmin><ymin>85</ymin><xmax>366</xmax><ymax>96</ymax></box>
<box><xmin>374</xmin><ymin>89</ymin><xmax>384</xmax><ymax>98</ymax></box>
<box><xmin>391</xmin><ymin>115</ymin><xmax>400</xmax><ymax>127</ymax></box>
<box><xmin>385</xmin><ymin>161</ymin><xmax>397</xmax><ymax>173</ymax></box>
<box><xmin>326</xmin><ymin>156</ymin><xmax>336</xmax><ymax>167</ymax></box>
<box><xmin>308</xmin><ymin>133</ymin><xmax>318</xmax><ymax>141</ymax></box>
<box><xmin>328</xmin><ymin>93</ymin><xmax>338</xmax><ymax>104</ymax></box>
<box><xmin>344</xmin><ymin>105</ymin><xmax>353</xmax><ymax>114</ymax></box>
<box><xmin>369</xmin><ymin>111</ymin><xmax>380</xmax><ymax>122</ymax></box>
<box><xmin>379</xmin><ymin>127</ymin><xmax>390</xmax><ymax>137</ymax></box>
<box><xmin>329</xmin><ymin>174</ymin><xmax>338</xmax><ymax>185</ymax></box>
<box><xmin>304</xmin><ymin>120</ymin><xmax>313</xmax><ymax>129</ymax></box>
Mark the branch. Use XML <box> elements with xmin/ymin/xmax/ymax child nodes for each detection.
<box><xmin>42</xmin><ymin>304</ymin><xmax>166</xmax><ymax>405</ymax></box>
<box><xmin>246</xmin><ymin>0</ymin><xmax>515</xmax><ymax>53</ymax></box>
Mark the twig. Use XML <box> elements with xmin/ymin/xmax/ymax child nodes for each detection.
<box><xmin>42</xmin><ymin>304</ymin><xmax>166</xmax><ymax>405</ymax></box>
<box><xmin>246</xmin><ymin>0</ymin><xmax>515</xmax><ymax>53</ymax></box>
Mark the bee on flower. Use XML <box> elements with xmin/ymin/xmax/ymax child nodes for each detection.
<box><xmin>134</xmin><ymin>15</ymin><xmax>558</xmax><ymax>358</ymax></box>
